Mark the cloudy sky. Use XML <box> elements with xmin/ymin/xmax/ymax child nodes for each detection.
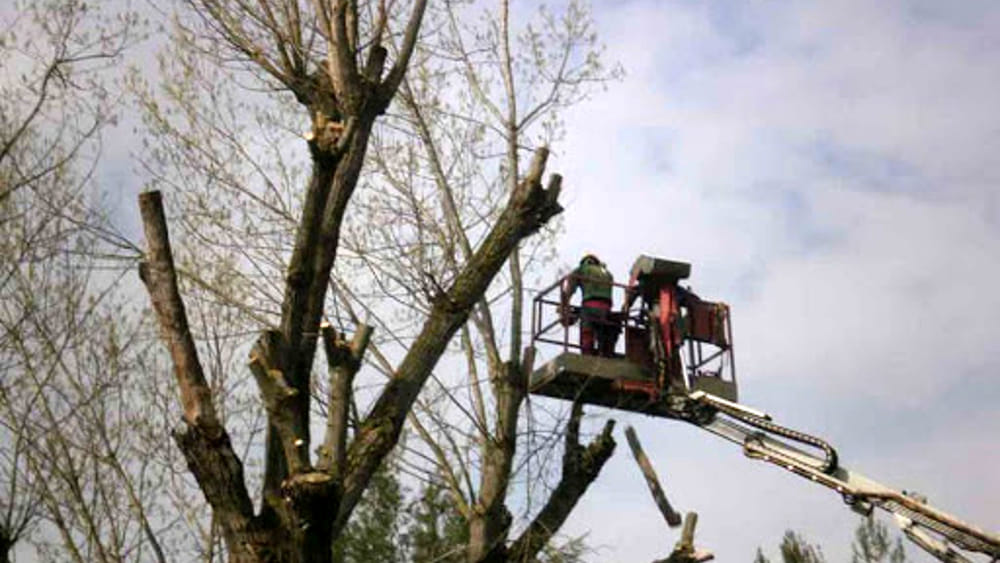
<box><xmin>27</xmin><ymin>0</ymin><xmax>993</xmax><ymax>560</ymax></box>
<box><xmin>539</xmin><ymin>1</ymin><xmax>1000</xmax><ymax>560</ymax></box>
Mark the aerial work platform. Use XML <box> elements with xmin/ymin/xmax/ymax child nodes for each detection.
<box><xmin>530</xmin><ymin>352</ymin><xmax>738</xmax><ymax>419</ymax></box>
<box><xmin>528</xmin><ymin>255</ymin><xmax>737</xmax><ymax>417</ymax></box>
<box><xmin>529</xmin><ymin>352</ymin><xmax>676</xmax><ymax>416</ymax></box>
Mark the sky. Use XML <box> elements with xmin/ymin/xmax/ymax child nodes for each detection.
<box><xmin>6</xmin><ymin>0</ymin><xmax>996</xmax><ymax>561</ymax></box>
<box><xmin>540</xmin><ymin>0</ymin><xmax>1000</xmax><ymax>561</ymax></box>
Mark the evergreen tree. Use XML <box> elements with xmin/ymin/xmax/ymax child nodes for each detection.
<box><xmin>332</xmin><ymin>463</ymin><xmax>592</xmax><ymax>563</ymax></box>
<box><xmin>756</xmin><ymin>517</ymin><xmax>907</xmax><ymax>563</ymax></box>
<box><xmin>779</xmin><ymin>530</ymin><xmax>826</xmax><ymax>563</ymax></box>
<box><xmin>332</xmin><ymin>459</ymin><xmax>405</xmax><ymax>563</ymax></box>
<box><xmin>851</xmin><ymin>516</ymin><xmax>906</xmax><ymax>563</ymax></box>
<box><xmin>406</xmin><ymin>479</ymin><xmax>469</xmax><ymax>562</ymax></box>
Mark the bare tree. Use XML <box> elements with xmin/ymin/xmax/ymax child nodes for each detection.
<box><xmin>0</xmin><ymin>0</ymin><xmax>133</xmax><ymax>206</ymax></box>
<box><xmin>196</xmin><ymin>0</ymin><xmax>622</xmax><ymax>558</ymax></box>
<box><xmin>0</xmin><ymin>1</ymin><xmax>140</xmax><ymax>560</ymax></box>
<box><xmin>344</xmin><ymin>2</ymin><xmax>622</xmax><ymax>560</ymax></box>
<box><xmin>0</xmin><ymin>269</ymin><xmax>172</xmax><ymax>562</ymax></box>
<box><xmin>134</xmin><ymin>0</ymin><xmax>567</xmax><ymax>561</ymax></box>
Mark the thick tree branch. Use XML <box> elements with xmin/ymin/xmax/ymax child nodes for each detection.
<box><xmin>362</xmin><ymin>0</ymin><xmax>388</xmax><ymax>75</ymax></box>
<box><xmin>328</xmin><ymin>0</ymin><xmax>362</xmax><ymax>108</ymax></box>
<box><xmin>138</xmin><ymin>191</ymin><xmax>217</xmax><ymax>427</ymax></box>
<box><xmin>137</xmin><ymin>191</ymin><xmax>256</xmax><ymax>557</ymax></box>
<box><xmin>249</xmin><ymin>330</ymin><xmax>311</xmax><ymax>475</ymax></box>
<box><xmin>171</xmin><ymin>428</ymin><xmax>259</xmax><ymax>559</ymax></box>
<box><xmin>317</xmin><ymin>324</ymin><xmax>372</xmax><ymax>474</ymax></box>
<box><xmin>508</xmin><ymin>403</ymin><xmax>617</xmax><ymax>563</ymax></box>
<box><xmin>269</xmin><ymin>120</ymin><xmax>374</xmax><ymax>503</ymax></box>
<box><xmin>268</xmin><ymin>152</ymin><xmax>336</xmax><ymax>518</ymax></box>
<box><xmin>377</xmin><ymin>0</ymin><xmax>428</xmax><ymax>108</ymax></box>
<box><xmin>333</xmin><ymin>147</ymin><xmax>563</xmax><ymax>535</ymax></box>
<box><xmin>398</xmin><ymin>77</ymin><xmax>504</xmax><ymax>377</ymax></box>
<box><xmin>279</xmin><ymin>154</ymin><xmax>338</xmax><ymax>368</ymax></box>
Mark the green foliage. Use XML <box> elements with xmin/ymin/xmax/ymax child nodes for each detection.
<box><xmin>331</xmin><ymin>460</ymin><xmax>593</xmax><ymax>562</ymax></box>
<box><xmin>332</xmin><ymin>465</ymin><xmax>472</xmax><ymax>563</ymax></box>
<box><xmin>537</xmin><ymin>536</ymin><xmax>588</xmax><ymax>563</ymax></box>
<box><xmin>405</xmin><ymin>479</ymin><xmax>468</xmax><ymax>563</ymax></box>
<box><xmin>779</xmin><ymin>530</ymin><xmax>826</xmax><ymax>563</ymax></box>
<box><xmin>332</xmin><ymin>460</ymin><xmax>404</xmax><ymax>563</ymax></box>
<box><xmin>851</xmin><ymin>516</ymin><xmax>906</xmax><ymax>563</ymax></box>
<box><xmin>757</xmin><ymin>516</ymin><xmax>907</xmax><ymax>563</ymax></box>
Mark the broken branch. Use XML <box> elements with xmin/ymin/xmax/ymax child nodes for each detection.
<box><xmin>318</xmin><ymin>323</ymin><xmax>372</xmax><ymax>474</ymax></box>
<box><xmin>625</xmin><ymin>425</ymin><xmax>682</xmax><ymax>528</ymax></box>
<box><xmin>137</xmin><ymin>190</ymin><xmax>217</xmax><ymax>428</ymax></box>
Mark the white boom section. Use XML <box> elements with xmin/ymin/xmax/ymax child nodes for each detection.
<box><xmin>690</xmin><ymin>391</ymin><xmax>1000</xmax><ymax>562</ymax></box>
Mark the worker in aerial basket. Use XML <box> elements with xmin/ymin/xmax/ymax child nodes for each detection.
<box><xmin>561</xmin><ymin>253</ymin><xmax>619</xmax><ymax>357</ymax></box>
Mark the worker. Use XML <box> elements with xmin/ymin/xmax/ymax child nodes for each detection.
<box><xmin>561</xmin><ymin>253</ymin><xmax>618</xmax><ymax>357</ymax></box>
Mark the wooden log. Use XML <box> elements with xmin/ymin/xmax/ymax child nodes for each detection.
<box><xmin>657</xmin><ymin>512</ymin><xmax>715</xmax><ymax>563</ymax></box>
<box><xmin>625</xmin><ymin>425</ymin><xmax>682</xmax><ymax>528</ymax></box>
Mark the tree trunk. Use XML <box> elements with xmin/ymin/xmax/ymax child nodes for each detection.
<box><xmin>0</xmin><ymin>531</ymin><xmax>11</xmax><ymax>563</ymax></box>
<box><xmin>467</xmin><ymin>363</ymin><xmax>524</xmax><ymax>562</ymax></box>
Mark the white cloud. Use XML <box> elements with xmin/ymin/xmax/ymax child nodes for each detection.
<box><xmin>740</xmin><ymin>187</ymin><xmax>1000</xmax><ymax>402</ymax></box>
<box><xmin>546</xmin><ymin>1</ymin><xmax>1000</xmax><ymax>560</ymax></box>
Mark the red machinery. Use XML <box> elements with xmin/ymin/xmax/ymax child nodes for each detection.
<box><xmin>527</xmin><ymin>255</ymin><xmax>1000</xmax><ymax>563</ymax></box>
<box><xmin>530</xmin><ymin>255</ymin><xmax>737</xmax><ymax>416</ymax></box>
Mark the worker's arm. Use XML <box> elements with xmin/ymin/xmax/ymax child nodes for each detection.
<box><xmin>560</xmin><ymin>270</ymin><xmax>580</xmax><ymax>325</ymax></box>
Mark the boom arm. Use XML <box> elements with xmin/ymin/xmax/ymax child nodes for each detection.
<box><xmin>690</xmin><ymin>391</ymin><xmax>1000</xmax><ymax>563</ymax></box>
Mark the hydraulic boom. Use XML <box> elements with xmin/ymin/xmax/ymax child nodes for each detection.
<box><xmin>690</xmin><ymin>390</ymin><xmax>999</xmax><ymax>562</ymax></box>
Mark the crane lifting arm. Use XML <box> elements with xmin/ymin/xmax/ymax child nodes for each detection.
<box><xmin>690</xmin><ymin>390</ymin><xmax>1000</xmax><ymax>563</ymax></box>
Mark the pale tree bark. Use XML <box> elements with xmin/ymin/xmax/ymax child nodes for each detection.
<box><xmin>140</xmin><ymin>191</ymin><xmax>259</xmax><ymax>559</ymax></box>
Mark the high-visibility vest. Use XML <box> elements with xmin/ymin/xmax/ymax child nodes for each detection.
<box><xmin>576</xmin><ymin>263</ymin><xmax>613</xmax><ymax>302</ymax></box>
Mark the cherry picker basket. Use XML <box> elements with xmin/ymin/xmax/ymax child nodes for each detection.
<box><xmin>528</xmin><ymin>256</ymin><xmax>738</xmax><ymax>417</ymax></box>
